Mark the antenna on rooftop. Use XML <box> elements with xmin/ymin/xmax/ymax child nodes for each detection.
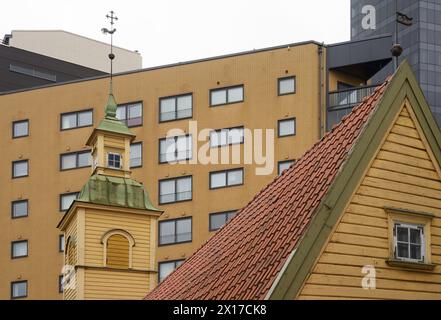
<box><xmin>101</xmin><ymin>10</ymin><xmax>118</xmax><ymax>90</ymax></box>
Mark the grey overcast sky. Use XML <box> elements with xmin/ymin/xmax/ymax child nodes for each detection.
<box><xmin>2</xmin><ymin>0</ymin><xmax>350</xmax><ymax>68</ymax></box>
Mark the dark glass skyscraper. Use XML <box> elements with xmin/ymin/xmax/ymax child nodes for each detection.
<box><xmin>351</xmin><ymin>0</ymin><xmax>441</xmax><ymax>125</ymax></box>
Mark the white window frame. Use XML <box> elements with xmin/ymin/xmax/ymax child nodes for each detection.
<box><xmin>393</xmin><ymin>222</ymin><xmax>426</xmax><ymax>263</ymax></box>
<box><xmin>107</xmin><ymin>152</ymin><xmax>122</xmax><ymax>169</ymax></box>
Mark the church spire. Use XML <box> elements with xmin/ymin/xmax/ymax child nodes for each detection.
<box><xmin>102</xmin><ymin>10</ymin><xmax>118</xmax><ymax>120</ymax></box>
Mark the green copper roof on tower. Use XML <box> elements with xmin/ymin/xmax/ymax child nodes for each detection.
<box><xmin>104</xmin><ymin>86</ymin><xmax>118</xmax><ymax>119</ymax></box>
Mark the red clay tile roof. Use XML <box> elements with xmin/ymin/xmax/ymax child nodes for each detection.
<box><xmin>146</xmin><ymin>80</ymin><xmax>390</xmax><ymax>300</ymax></box>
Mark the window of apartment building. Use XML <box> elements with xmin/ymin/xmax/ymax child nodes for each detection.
<box><xmin>278</xmin><ymin>118</ymin><xmax>296</xmax><ymax>137</ymax></box>
<box><xmin>60</xmin><ymin>150</ymin><xmax>91</xmax><ymax>170</ymax></box>
<box><xmin>12</xmin><ymin>200</ymin><xmax>28</xmax><ymax>219</ymax></box>
<box><xmin>209</xmin><ymin>210</ymin><xmax>237</xmax><ymax>231</ymax></box>
<box><xmin>159</xmin><ymin>176</ymin><xmax>192</xmax><ymax>205</ymax></box>
<box><xmin>117</xmin><ymin>102</ymin><xmax>143</xmax><ymax>127</ymax></box>
<box><xmin>393</xmin><ymin>222</ymin><xmax>425</xmax><ymax>263</ymax></box>
<box><xmin>210</xmin><ymin>168</ymin><xmax>244</xmax><ymax>189</ymax></box>
<box><xmin>11</xmin><ymin>240</ymin><xmax>28</xmax><ymax>259</ymax></box>
<box><xmin>210</xmin><ymin>85</ymin><xmax>244</xmax><ymax>106</ymax></box>
<box><xmin>107</xmin><ymin>152</ymin><xmax>122</xmax><ymax>169</ymax></box>
<box><xmin>12</xmin><ymin>160</ymin><xmax>28</xmax><ymax>179</ymax></box>
<box><xmin>278</xmin><ymin>160</ymin><xmax>295</xmax><ymax>175</ymax></box>
<box><xmin>60</xmin><ymin>192</ymin><xmax>79</xmax><ymax>212</ymax></box>
<box><xmin>278</xmin><ymin>76</ymin><xmax>296</xmax><ymax>95</ymax></box>
<box><xmin>11</xmin><ymin>280</ymin><xmax>28</xmax><ymax>299</ymax></box>
<box><xmin>159</xmin><ymin>217</ymin><xmax>192</xmax><ymax>246</ymax></box>
<box><xmin>10</xmin><ymin>63</ymin><xmax>56</xmax><ymax>82</ymax></box>
<box><xmin>158</xmin><ymin>260</ymin><xmax>184</xmax><ymax>283</ymax></box>
<box><xmin>13</xmin><ymin>120</ymin><xmax>29</xmax><ymax>138</ymax></box>
<box><xmin>61</xmin><ymin>109</ymin><xmax>93</xmax><ymax>130</ymax></box>
<box><xmin>59</xmin><ymin>275</ymin><xmax>64</xmax><ymax>293</ymax></box>
<box><xmin>159</xmin><ymin>93</ymin><xmax>192</xmax><ymax>122</ymax></box>
<box><xmin>159</xmin><ymin>135</ymin><xmax>192</xmax><ymax>163</ymax></box>
<box><xmin>130</xmin><ymin>142</ymin><xmax>142</xmax><ymax>168</ymax></box>
<box><xmin>210</xmin><ymin>126</ymin><xmax>244</xmax><ymax>148</ymax></box>
<box><xmin>59</xmin><ymin>234</ymin><xmax>65</xmax><ymax>252</ymax></box>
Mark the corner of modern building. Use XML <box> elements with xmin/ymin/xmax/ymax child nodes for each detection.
<box><xmin>350</xmin><ymin>0</ymin><xmax>441</xmax><ymax>126</ymax></box>
<box><xmin>0</xmin><ymin>35</ymin><xmax>394</xmax><ymax>299</ymax></box>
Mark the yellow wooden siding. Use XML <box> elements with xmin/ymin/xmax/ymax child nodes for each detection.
<box><xmin>298</xmin><ymin>105</ymin><xmax>441</xmax><ymax>299</ymax></box>
<box><xmin>64</xmin><ymin>214</ymin><xmax>78</xmax><ymax>300</ymax></box>
<box><xmin>84</xmin><ymin>210</ymin><xmax>152</xmax><ymax>270</ymax></box>
<box><xmin>106</xmin><ymin>234</ymin><xmax>130</xmax><ymax>268</ymax></box>
<box><xmin>104</xmin><ymin>136</ymin><xmax>125</xmax><ymax>149</ymax></box>
<box><xmin>84</xmin><ymin>269</ymin><xmax>150</xmax><ymax>300</ymax></box>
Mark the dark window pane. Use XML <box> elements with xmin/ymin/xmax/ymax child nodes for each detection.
<box><xmin>410</xmin><ymin>228</ymin><xmax>422</xmax><ymax>244</ymax></box>
<box><xmin>397</xmin><ymin>243</ymin><xmax>409</xmax><ymax>259</ymax></box>
<box><xmin>397</xmin><ymin>227</ymin><xmax>408</xmax><ymax>242</ymax></box>
<box><xmin>410</xmin><ymin>244</ymin><xmax>422</xmax><ymax>260</ymax></box>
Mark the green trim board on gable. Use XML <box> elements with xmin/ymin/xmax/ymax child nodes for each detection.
<box><xmin>268</xmin><ymin>61</ymin><xmax>441</xmax><ymax>300</ymax></box>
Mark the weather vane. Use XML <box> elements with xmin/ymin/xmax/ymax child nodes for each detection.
<box><xmin>102</xmin><ymin>10</ymin><xmax>118</xmax><ymax>86</ymax></box>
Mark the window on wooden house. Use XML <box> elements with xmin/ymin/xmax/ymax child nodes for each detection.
<box><xmin>106</xmin><ymin>234</ymin><xmax>130</xmax><ymax>269</ymax></box>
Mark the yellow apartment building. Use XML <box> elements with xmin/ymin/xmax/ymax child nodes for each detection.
<box><xmin>0</xmin><ymin>37</ymin><xmax>392</xmax><ymax>299</ymax></box>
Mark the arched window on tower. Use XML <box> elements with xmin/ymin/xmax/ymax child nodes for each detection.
<box><xmin>101</xmin><ymin>230</ymin><xmax>135</xmax><ymax>269</ymax></box>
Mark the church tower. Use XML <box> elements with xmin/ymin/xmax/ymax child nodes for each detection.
<box><xmin>57</xmin><ymin>11</ymin><xmax>162</xmax><ymax>300</ymax></box>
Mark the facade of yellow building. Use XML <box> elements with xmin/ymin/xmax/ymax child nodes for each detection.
<box><xmin>146</xmin><ymin>62</ymin><xmax>441</xmax><ymax>300</ymax></box>
<box><xmin>0</xmin><ymin>40</ymin><xmax>383</xmax><ymax>299</ymax></box>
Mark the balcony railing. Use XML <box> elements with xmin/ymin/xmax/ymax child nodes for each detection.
<box><xmin>328</xmin><ymin>84</ymin><xmax>379</xmax><ymax>110</ymax></box>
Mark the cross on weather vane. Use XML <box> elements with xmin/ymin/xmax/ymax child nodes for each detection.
<box><xmin>101</xmin><ymin>10</ymin><xmax>118</xmax><ymax>83</ymax></box>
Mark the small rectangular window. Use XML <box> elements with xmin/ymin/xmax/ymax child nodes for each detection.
<box><xmin>12</xmin><ymin>200</ymin><xmax>28</xmax><ymax>219</ymax></box>
<box><xmin>13</xmin><ymin>120</ymin><xmax>29</xmax><ymax>138</ymax></box>
<box><xmin>130</xmin><ymin>142</ymin><xmax>142</xmax><ymax>168</ymax></box>
<box><xmin>210</xmin><ymin>85</ymin><xmax>244</xmax><ymax>106</ymax></box>
<box><xmin>210</xmin><ymin>168</ymin><xmax>244</xmax><ymax>189</ymax></box>
<box><xmin>159</xmin><ymin>94</ymin><xmax>193</xmax><ymax>122</ymax></box>
<box><xmin>59</xmin><ymin>235</ymin><xmax>65</xmax><ymax>252</ymax></box>
<box><xmin>278</xmin><ymin>160</ymin><xmax>295</xmax><ymax>175</ymax></box>
<box><xmin>209</xmin><ymin>211</ymin><xmax>237</xmax><ymax>231</ymax></box>
<box><xmin>107</xmin><ymin>153</ymin><xmax>122</xmax><ymax>169</ymax></box>
<box><xmin>210</xmin><ymin>126</ymin><xmax>244</xmax><ymax>148</ymax></box>
<box><xmin>159</xmin><ymin>176</ymin><xmax>192</xmax><ymax>205</ymax></box>
<box><xmin>278</xmin><ymin>118</ymin><xmax>296</xmax><ymax>137</ymax></box>
<box><xmin>159</xmin><ymin>135</ymin><xmax>192</xmax><ymax>163</ymax></box>
<box><xmin>61</xmin><ymin>109</ymin><xmax>93</xmax><ymax>130</ymax></box>
<box><xmin>278</xmin><ymin>76</ymin><xmax>296</xmax><ymax>95</ymax></box>
<box><xmin>116</xmin><ymin>102</ymin><xmax>143</xmax><ymax>127</ymax></box>
<box><xmin>60</xmin><ymin>151</ymin><xmax>91</xmax><ymax>170</ymax></box>
<box><xmin>59</xmin><ymin>275</ymin><xmax>64</xmax><ymax>293</ymax></box>
<box><xmin>60</xmin><ymin>192</ymin><xmax>79</xmax><ymax>212</ymax></box>
<box><xmin>158</xmin><ymin>260</ymin><xmax>184</xmax><ymax>282</ymax></box>
<box><xmin>11</xmin><ymin>281</ymin><xmax>27</xmax><ymax>299</ymax></box>
<box><xmin>12</xmin><ymin>240</ymin><xmax>28</xmax><ymax>259</ymax></box>
<box><xmin>12</xmin><ymin>160</ymin><xmax>28</xmax><ymax>178</ymax></box>
<box><xmin>394</xmin><ymin>222</ymin><xmax>425</xmax><ymax>263</ymax></box>
<box><xmin>159</xmin><ymin>217</ymin><xmax>192</xmax><ymax>246</ymax></box>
